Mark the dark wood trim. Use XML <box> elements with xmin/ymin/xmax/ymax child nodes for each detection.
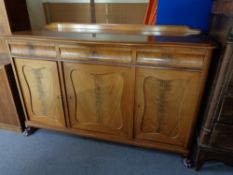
<box><xmin>212</xmin><ymin>0</ymin><xmax>233</xmax><ymax>17</ymax></box>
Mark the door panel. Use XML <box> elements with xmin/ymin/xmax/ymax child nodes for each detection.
<box><xmin>14</xmin><ymin>59</ymin><xmax>65</xmax><ymax>127</ymax></box>
<box><xmin>135</xmin><ymin>68</ymin><xmax>201</xmax><ymax>146</ymax></box>
<box><xmin>64</xmin><ymin>63</ymin><xmax>134</xmax><ymax>138</ymax></box>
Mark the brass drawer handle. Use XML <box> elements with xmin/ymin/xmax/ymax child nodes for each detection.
<box><xmin>91</xmin><ymin>50</ymin><xmax>97</xmax><ymax>56</ymax></box>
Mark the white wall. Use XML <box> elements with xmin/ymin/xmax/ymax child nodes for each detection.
<box><xmin>26</xmin><ymin>0</ymin><xmax>148</xmax><ymax>29</ymax></box>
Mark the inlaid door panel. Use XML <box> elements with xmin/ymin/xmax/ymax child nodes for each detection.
<box><xmin>135</xmin><ymin>68</ymin><xmax>201</xmax><ymax>146</ymax></box>
<box><xmin>64</xmin><ymin>63</ymin><xmax>134</xmax><ymax>138</ymax></box>
<box><xmin>14</xmin><ymin>59</ymin><xmax>65</xmax><ymax>127</ymax></box>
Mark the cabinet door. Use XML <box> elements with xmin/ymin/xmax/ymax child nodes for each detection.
<box><xmin>14</xmin><ymin>59</ymin><xmax>65</xmax><ymax>127</ymax></box>
<box><xmin>64</xmin><ymin>63</ymin><xmax>134</xmax><ymax>138</ymax></box>
<box><xmin>135</xmin><ymin>68</ymin><xmax>201</xmax><ymax>146</ymax></box>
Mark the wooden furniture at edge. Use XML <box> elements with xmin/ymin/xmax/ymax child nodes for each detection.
<box><xmin>0</xmin><ymin>54</ymin><xmax>24</xmax><ymax>132</ymax></box>
<box><xmin>0</xmin><ymin>0</ymin><xmax>30</xmax><ymax>53</ymax></box>
<box><xmin>4</xmin><ymin>24</ymin><xmax>215</xmax><ymax>156</ymax></box>
<box><xmin>195</xmin><ymin>0</ymin><xmax>233</xmax><ymax>170</ymax></box>
<box><xmin>0</xmin><ymin>0</ymin><xmax>29</xmax><ymax>131</ymax></box>
<box><xmin>196</xmin><ymin>29</ymin><xmax>233</xmax><ymax>170</ymax></box>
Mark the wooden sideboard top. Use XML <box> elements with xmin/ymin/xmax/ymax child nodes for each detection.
<box><xmin>2</xmin><ymin>24</ymin><xmax>215</xmax><ymax>48</ymax></box>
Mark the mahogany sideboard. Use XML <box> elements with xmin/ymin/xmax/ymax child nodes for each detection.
<box><xmin>0</xmin><ymin>0</ymin><xmax>28</xmax><ymax>132</ymax></box>
<box><xmin>4</xmin><ymin>25</ymin><xmax>215</xmax><ymax>156</ymax></box>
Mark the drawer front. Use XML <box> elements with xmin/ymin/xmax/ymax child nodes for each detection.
<box><xmin>60</xmin><ymin>46</ymin><xmax>132</xmax><ymax>64</ymax></box>
<box><xmin>136</xmin><ymin>48</ymin><xmax>205</xmax><ymax>69</ymax></box>
<box><xmin>210</xmin><ymin>123</ymin><xmax>233</xmax><ymax>151</ymax></box>
<box><xmin>9</xmin><ymin>43</ymin><xmax>56</xmax><ymax>58</ymax></box>
<box><xmin>218</xmin><ymin>97</ymin><xmax>233</xmax><ymax>125</ymax></box>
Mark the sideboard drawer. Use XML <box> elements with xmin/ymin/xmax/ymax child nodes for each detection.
<box><xmin>137</xmin><ymin>51</ymin><xmax>204</xmax><ymax>69</ymax></box>
<box><xmin>211</xmin><ymin>123</ymin><xmax>233</xmax><ymax>151</ymax></box>
<box><xmin>9</xmin><ymin>43</ymin><xmax>56</xmax><ymax>58</ymax></box>
<box><xmin>218</xmin><ymin>97</ymin><xmax>233</xmax><ymax>125</ymax></box>
<box><xmin>60</xmin><ymin>46</ymin><xmax>132</xmax><ymax>64</ymax></box>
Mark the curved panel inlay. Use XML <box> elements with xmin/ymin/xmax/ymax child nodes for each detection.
<box><xmin>141</xmin><ymin>76</ymin><xmax>190</xmax><ymax>137</ymax></box>
<box><xmin>22</xmin><ymin>65</ymin><xmax>56</xmax><ymax>118</ymax></box>
<box><xmin>70</xmin><ymin>70</ymin><xmax>124</xmax><ymax>130</ymax></box>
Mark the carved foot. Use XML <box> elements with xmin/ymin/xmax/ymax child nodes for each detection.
<box><xmin>23</xmin><ymin>127</ymin><xmax>36</xmax><ymax>136</ymax></box>
<box><xmin>183</xmin><ymin>157</ymin><xmax>194</xmax><ymax>169</ymax></box>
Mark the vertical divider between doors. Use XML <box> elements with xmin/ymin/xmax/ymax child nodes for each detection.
<box><xmin>56</xmin><ymin>43</ymin><xmax>71</xmax><ymax>128</ymax></box>
<box><xmin>131</xmin><ymin>47</ymin><xmax>137</xmax><ymax>139</ymax></box>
